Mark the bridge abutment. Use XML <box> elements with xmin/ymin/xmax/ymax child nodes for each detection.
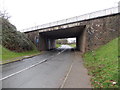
<box><xmin>39</xmin><ymin>34</ymin><xmax>56</xmax><ymax>51</ymax></box>
<box><xmin>76</xmin><ymin>29</ymin><xmax>86</xmax><ymax>53</ymax></box>
<box><xmin>48</xmin><ymin>39</ymin><xmax>56</xmax><ymax>50</ymax></box>
<box><xmin>39</xmin><ymin>34</ymin><xmax>48</xmax><ymax>51</ymax></box>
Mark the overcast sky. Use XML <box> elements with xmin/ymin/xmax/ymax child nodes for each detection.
<box><xmin>0</xmin><ymin>0</ymin><xmax>119</xmax><ymax>32</ymax></box>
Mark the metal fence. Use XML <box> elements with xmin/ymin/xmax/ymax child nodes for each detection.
<box><xmin>21</xmin><ymin>6</ymin><xmax>119</xmax><ymax>32</ymax></box>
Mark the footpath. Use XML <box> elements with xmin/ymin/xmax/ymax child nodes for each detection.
<box><xmin>61</xmin><ymin>51</ymin><xmax>91</xmax><ymax>88</ymax></box>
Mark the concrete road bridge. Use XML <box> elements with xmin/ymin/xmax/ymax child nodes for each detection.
<box><xmin>22</xmin><ymin>6</ymin><xmax>120</xmax><ymax>53</ymax></box>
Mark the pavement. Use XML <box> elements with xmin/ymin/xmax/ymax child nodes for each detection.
<box><xmin>62</xmin><ymin>51</ymin><xmax>91</xmax><ymax>88</ymax></box>
<box><xmin>1</xmin><ymin>45</ymin><xmax>91</xmax><ymax>88</ymax></box>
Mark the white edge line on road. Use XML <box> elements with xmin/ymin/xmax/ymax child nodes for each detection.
<box><xmin>59</xmin><ymin>61</ymin><xmax>74</xmax><ymax>88</ymax></box>
<box><xmin>0</xmin><ymin>49</ymin><xmax>66</xmax><ymax>81</ymax></box>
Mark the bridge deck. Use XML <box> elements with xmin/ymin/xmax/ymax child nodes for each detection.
<box><xmin>21</xmin><ymin>6</ymin><xmax>119</xmax><ymax>32</ymax></box>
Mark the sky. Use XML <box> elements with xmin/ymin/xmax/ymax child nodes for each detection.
<box><xmin>0</xmin><ymin>0</ymin><xmax>119</xmax><ymax>41</ymax></box>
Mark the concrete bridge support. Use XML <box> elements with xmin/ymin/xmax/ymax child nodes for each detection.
<box><xmin>39</xmin><ymin>34</ymin><xmax>56</xmax><ymax>51</ymax></box>
<box><xmin>76</xmin><ymin>29</ymin><xmax>86</xmax><ymax>53</ymax></box>
<box><xmin>48</xmin><ymin>39</ymin><xmax>56</xmax><ymax>50</ymax></box>
<box><xmin>39</xmin><ymin>34</ymin><xmax>48</xmax><ymax>51</ymax></box>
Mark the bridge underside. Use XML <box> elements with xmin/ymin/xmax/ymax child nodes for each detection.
<box><xmin>39</xmin><ymin>25</ymin><xmax>86</xmax><ymax>52</ymax></box>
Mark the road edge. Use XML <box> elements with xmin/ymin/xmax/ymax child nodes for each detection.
<box><xmin>0</xmin><ymin>53</ymin><xmax>41</xmax><ymax>65</ymax></box>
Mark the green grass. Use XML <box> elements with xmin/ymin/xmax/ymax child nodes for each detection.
<box><xmin>0</xmin><ymin>45</ymin><xmax>40</xmax><ymax>63</ymax></box>
<box><xmin>83</xmin><ymin>37</ymin><xmax>119</xmax><ymax>88</ymax></box>
<box><xmin>69</xmin><ymin>44</ymin><xmax>76</xmax><ymax>48</ymax></box>
<box><xmin>56</xmin><ymin>44</ymin><xmax>61</xmax><ymax>48</ymax></box>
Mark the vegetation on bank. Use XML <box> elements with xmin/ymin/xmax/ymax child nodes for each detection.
<box><xmin>0</xmin><ymin>16</ymin><xmax>40</xmax><ymax>64</ymax></box>
<box><xmin>1</xmin><ymin>45</ymin><xmax>40</xmax><ymax>63</ymax></box>
<box><xmin>56</xmin><ymin>44</ymin><xmax>61</xmax><ymax>48</ymax></box>
<box><xmin>1</xmin><ymin>17</ymin><xmax>35</xmax><ymax>52</ymax></box>
<box><xmin>69</xmin><ymin>44</ymin><xmax>76</xmax><ymax>48</ymax></box>
<box><xmin>83</xmin><ymin>37</ymin><xmax>119</xmax><ymax>88</ymax></box>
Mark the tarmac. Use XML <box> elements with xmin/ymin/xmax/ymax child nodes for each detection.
<box><xmin>1</xmin><ymin>45</ymin><xmax>91</xmax><ymax>88</ymax></box>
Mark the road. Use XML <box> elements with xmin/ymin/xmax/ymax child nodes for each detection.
<box><xmin>1</xmin><ymin>45</ymin><xmax>91</xmax><ymax>88</ymax></box>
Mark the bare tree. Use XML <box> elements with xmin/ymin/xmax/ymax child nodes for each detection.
<box><xmin>0</xmin><ymin>10</ymin><xmax>11</xmax><ymax>20</ymax></box>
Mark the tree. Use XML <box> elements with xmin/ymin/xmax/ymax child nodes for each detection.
<box><xmin>0</xmin><ymin>10</ymin><xmax>11</xmax><ymax>20</ymax></box>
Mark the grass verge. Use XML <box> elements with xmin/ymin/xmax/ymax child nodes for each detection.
<box><xmin>83</xmin><ymin>37</ymin><xmax>119</xmax><ymax>88</ymax></box>
<box><xmin>56</xmin><ymin>44</ymin><xmax>61</xmax><ymax>48</ymax></box>
<box><xmin>0</xmin><ymin>45</ymin><xmax>40</xmax><ymax>64</ymax></box>
<box><xmin>69</xmin><ymin>44</ymin><xmax>76</xmax><ymax>48</ymax></box>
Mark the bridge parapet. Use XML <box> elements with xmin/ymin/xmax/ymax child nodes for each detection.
<box><xmin>21</xmin><ymin>6</ymin><xmax>119</xmax><ymax>32</ymax></box>
<box><xmin>39</xmin><ymin>23</ymin><xmax>82</xmax><ymax>33</ymax></box>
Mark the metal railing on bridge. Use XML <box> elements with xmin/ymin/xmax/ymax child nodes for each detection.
<box><xmin>21</xmin><ymin>6</ymin><xmax>119</xmax><ymax>32</ymax></box>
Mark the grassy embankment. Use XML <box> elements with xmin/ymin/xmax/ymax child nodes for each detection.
<box><xmin>0</xmin><ymin>45</ymin><xmax>40</xmax><ymax>64</ymax></box>
<box><xmin>69</xmin><ymin>44</ymin><xmax>76</xmax><ymax>48</ymax></box>
<box><xmin>83</xmin><ymin>37</ymin><xmax>119</xmax><ymax>88</ymax></box>
<box><xmin>56</xmin><ymin>44</ymin><xmax>61</xmax><ymax>48</ymax></box>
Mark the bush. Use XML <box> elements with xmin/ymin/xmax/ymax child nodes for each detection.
<box><xmin>1</xmin><ymin>17</ymin><xmax>34</xmax><ymax>52</ymax></box>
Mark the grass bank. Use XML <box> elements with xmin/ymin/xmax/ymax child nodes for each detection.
<box><xmin>83</xmin><ymin>37</ymin><xmax>119</xmax><ymax>88</ymax></box>
<box><xmin>56</xmin><ymin>44</ymin><xmax>61</xmax><ymax>48</ymax></box>
<box><xmin>69</xmin><ymin>44</ymin><xmax>76</xmax><ymax>48</ymax></box>
<box><xmin>0</xmin><ymin>45</ymin><xmax>40</xmax><ymax>64</ymax></box>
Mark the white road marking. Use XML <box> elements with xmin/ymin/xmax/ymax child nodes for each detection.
<box><xmin>59</xmin><ymin>48</ymin><xmax>75</xmax><ymax>88</ymax></box>
<box><xmin>60</xmin><ymin>61</ymin><xmax>74</xmax><ymax>88</ymax></box>
<box><xmin>0</xmin><ymin>49</ymin><xmax>66</xmax><ymax>81</ymax></box>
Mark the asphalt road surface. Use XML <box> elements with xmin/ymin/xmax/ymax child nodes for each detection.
<box><xmin>1</xmin><ymin>45</ymin><xmax>91</xmax><ymax>88</ymax></box>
